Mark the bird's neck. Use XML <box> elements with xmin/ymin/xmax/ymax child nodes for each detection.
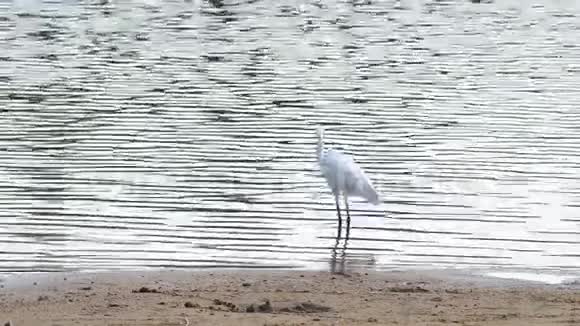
<box><xmin>317</xmin><ymin>135</ymin><xmax>323</xmax><ymax>161</ymax></box>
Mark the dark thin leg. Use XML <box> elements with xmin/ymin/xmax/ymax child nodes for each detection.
<box><xmin>338</xmin><ymin>197</ymin><xmax>349</xmax><ymax>275</ymax></box>
<box><xmin>334</xmin><ymin>193</ymin><xmax>342</xmax><ymax>240</ymax></box>
<box><xmin>344</xmin><ymin>195</ymin><xmax>351</xmax><ymax>240</ymax></box>
<box><xmin>337</xmin><ymin>196</ymin><xmax>350</xmax><ymax>275</ymax></box>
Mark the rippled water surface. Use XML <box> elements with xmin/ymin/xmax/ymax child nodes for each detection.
<box><xmin>0</xmin><ymin>0</ymin><xmax>579</xmax><ymax>276</ymax></box>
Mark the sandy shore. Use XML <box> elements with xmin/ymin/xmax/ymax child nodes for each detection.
<box><xmin>1</xmin><ymin>269</ymin><xmax>579</xmax><ymax>326</ymax></box>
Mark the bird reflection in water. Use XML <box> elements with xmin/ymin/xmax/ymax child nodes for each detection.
<box><xmin>330</xmin><ymin>226</ymin><xmax>378</xmax><ymax>275</ymax></box>
<box><xmin>330</xmin><ymin>224</ymin><xmax>349</xmax><ymax>275</ymax></box>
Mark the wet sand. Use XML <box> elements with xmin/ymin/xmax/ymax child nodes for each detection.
<box><xmin>1</xmin><ymin>270</ymin><xmax>579</xmax><ymax>326</ymax></box>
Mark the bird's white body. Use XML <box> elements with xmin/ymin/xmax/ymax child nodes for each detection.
<box><xmin>319</xmin><ymin>148</ymin><xmax>380</xmax><ymax>205</ymax></box>
<box><xmin>317</xmin><ymin>127</ymin><xmax>380</xmax><ymax>206</ymax></box>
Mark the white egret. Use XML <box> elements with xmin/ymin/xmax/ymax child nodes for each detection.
<box><xmin>316</xmin><ymin>126</ymin><xmax>380</xmax><ymax>238</ymax></box>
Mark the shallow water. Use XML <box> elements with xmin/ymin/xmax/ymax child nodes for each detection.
<box><xmin>0</xmin><ymin>0</ymin><xmax>579</xmax><ymax>278</ymax></box>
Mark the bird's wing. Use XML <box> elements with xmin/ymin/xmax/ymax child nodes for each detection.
<box><xmin>341</xmin><ymin>155</ymin><xmax>380</xmax><ymax>205</ymax></box>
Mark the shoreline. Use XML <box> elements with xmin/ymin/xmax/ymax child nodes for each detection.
<box><xmin>2</xmin><ymin>269</ymin><xmax>579</xmax><ymax>325</ymax></box>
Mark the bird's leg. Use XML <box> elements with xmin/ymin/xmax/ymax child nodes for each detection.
<box><xmin>334</xmin><ymin>193</ymin><xmax>342</xmax><ymax>240</ymax></box>
<box><xmin>339</xmin><ymin>196</ymin><xmax>350</xmax><ymax>276</ymax></box>
<box><xmin>344</xmin><ymin>194</ymin><xmax>351</xmax><ymax>239</ymax></box>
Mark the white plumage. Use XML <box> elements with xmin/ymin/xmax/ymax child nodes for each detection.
<box><xmin>316</xmin><ymin>126</ymin><xmax>380</xmax><ymax>237</ymax></box>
